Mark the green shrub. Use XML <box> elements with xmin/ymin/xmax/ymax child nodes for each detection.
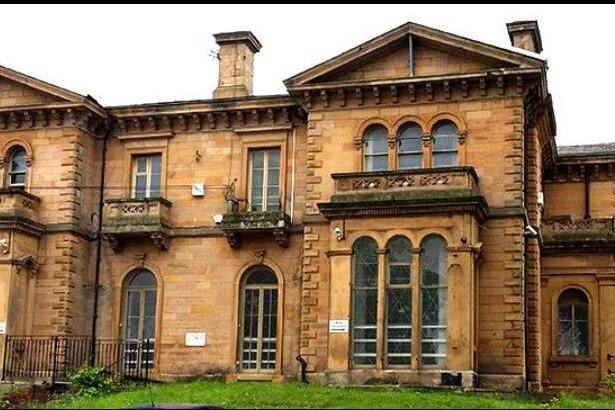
<box><xmin>68</xmin><ymin>364</ymin><xmax>118</xmax><ymax>397</ymax></box>
<box><xmin>604</xmin><ymin>372</ymin><xmax>615</xmax><ymax>396</ymax></box>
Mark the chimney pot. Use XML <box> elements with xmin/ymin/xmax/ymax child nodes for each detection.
<box><xmin>212</xmin><ymin>31</ymin><xmax>262</xmax><ymax>99</ymax></box>
<box><xmin>506</xmin><ymin>20</ymin><xmax>542</xmax><ymax>54</ymax></box>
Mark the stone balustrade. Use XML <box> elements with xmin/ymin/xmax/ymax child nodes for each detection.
<box><xmin>542</xmin><ymin>216</ymin><xmax>615</xmax><ymax>251</ymax></box>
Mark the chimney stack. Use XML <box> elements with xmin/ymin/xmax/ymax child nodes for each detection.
<box><xmin>212</xmin><ymin>31</ymin><xmax>262</xmax><ymax>99</ymax></box>
<box><xmin>506</xmin><ymin>21</ymin><xmax>542</xmax><ymax>54</ymax></box>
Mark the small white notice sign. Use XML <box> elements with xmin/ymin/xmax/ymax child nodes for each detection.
<box><xmin>0</xmin><ymin>322</ymin><xmax>6</xmax><ymax>334</ymax></box>
<box><xmin>185</xmin><ymin>332</ymin><xmax>206</xmax><ymax>347</ymax></box>
<box><xmin>328</xmin><ymin>319</ymin><xmax>349</xmax><ymax>333</ymax></box>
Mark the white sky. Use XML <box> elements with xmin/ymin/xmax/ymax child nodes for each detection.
<box><xmin>1</xmin><ymin>4</ymin><xmax>614</xmax><ymax>147</ymax></box>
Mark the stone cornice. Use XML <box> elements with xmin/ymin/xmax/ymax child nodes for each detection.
<box><xmin>289</xmin><ymin>69</ymin><xmax>541</xmax><ymax>111</ymax></box>
<box><xmin>0</xmin><ymin>104</ymin><xmax>108</xmax><ymax>135</ymax></box>
<box><xmin>109</xmin><ymin>96</ymin><xmax>304</xmax><ymax>135</ymax></box>
<box><xmin>318</xmin><ymin>195</ymin><xmax>489</xmax><ymax>222</ymax></box>
<box><xmin>543</xmin><ymin>162</ymin><xmax>615</xmax><ymax>183</ymax></box>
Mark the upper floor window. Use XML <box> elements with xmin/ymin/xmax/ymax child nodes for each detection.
<box><xmin>363</xmin><ymin>125</ymin><xmax>388</xmax><ymax>172</ymax></box>
<box><xmin>557</xmin><ymin>288</ymin><xmax>589</xmax><ymax>356</ymax></box>
<box><xmin>398</xmin><ymin>124</ymin><xmax>423</xmax><ymax>170</ymax></box>
<box><xmin>7</xmin><ymin>146</ymin><xmax>27</xmax><ymax>189</ymax></box>
<box><xmin>432</xmin><ymin>121</ymin><xmax>458</xmax><ymax>168</ymax></box>
<box><xmin>132</xmin><ymin>154</ymin><xmax>161</xmax><ymax>200</ymax></box>
<box><xmin>249</xmin><ymin>148</ymin><xmax>280</xmax><ymax>212</ymax></box>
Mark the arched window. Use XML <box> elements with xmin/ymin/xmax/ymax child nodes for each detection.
<box><xmin>122</xmin><ymin>269</ymin><xmax>157</xmax><ymax>371</ymax></box>
<box><xmin>351</xmin><ymin>236</ymin><xmax>379</xmax><ymax>366</ymax></box>
<box><xmin>6</xmin><ymin>146</ymin><xmax>27</xmax><ymax>189</ymax></box>
<box><xmin>363</xmin><ymin>125</ymin><xmax>389</xmax><ymax>172</ymax></box>
<box><xmin>239</xmin><ymin>266</ymin><xmax>278</xmax><ymax>372</ymax></box>
<box><xmin>557</xmin><ymin>289</ymin><xmax>589</xmax><ymax>356</ymax></box>
<box><xmin>432</xmin><ymin>121</ymin><xmax>458</xmax><ymax>168</ymax></box>
<box><xmin>385</xmin><ymin>236</ymin><xmax>412</xmax><ymax>366</ymax></box>
<box><xmin>397</xmin><ymin>124</ymin><xmax>423</xmax><ymax>170</ymax></box>
<box><xmin>420</xmin><ymin>235</ymin><xmax>447</xmax><ymax>367</ymax></box>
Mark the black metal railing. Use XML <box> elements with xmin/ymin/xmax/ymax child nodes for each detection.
<box><xmin>2</xmin><ymin>336</ymin><xmax>154</xmax><ymax>383</ymax></box>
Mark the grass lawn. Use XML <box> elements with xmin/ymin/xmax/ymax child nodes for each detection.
<box><xmin>40</xmin><ymin>380</ymin><xmax>615</xmax><ymax>409</ymax></box>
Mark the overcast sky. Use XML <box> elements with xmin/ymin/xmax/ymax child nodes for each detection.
<box><xmin>1</xmin><ymin>4</ymin><xmax>613</xmax><ymax>146</ymax></box>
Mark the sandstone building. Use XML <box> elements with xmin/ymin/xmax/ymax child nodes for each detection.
<box><xmin>0</xmin><ymin>20</ymin><xmax>613</xmax><ymax>391</ymax></box>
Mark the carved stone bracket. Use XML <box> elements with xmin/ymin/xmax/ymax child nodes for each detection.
<box><xmin>225</xmin><ymin>232</ymin><xmax>240</xmax><ymax>249</ymax></box>
<box><xmin>151</xmin><ymin>232</ymin><xmax>170</xmax><ymax>251</ymax></box>
<box><xmin>272</xmin><ymin>228</ymin><xmax>290</xmax><ymax>248</ymax></box>
<box><xmin>422</xmin><ymin>131</ymin><xmax>431</xmax><ymax>147</ymax></box>
<box><xmin>103</xmin><ymin>234</ymin><xmax>124</xmax><ymax>253</ymax></box>
<box><xmin>353</xmin><ymin>135</ymin><xmax>365</xmax><ymax>150</ymax></box>
<box><xmin>387</xmin><ymin>135</ymin><xmax>398</xmax><ymax>149</ymax></box>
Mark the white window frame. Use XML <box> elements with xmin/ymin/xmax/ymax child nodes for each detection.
<box><xmin>131</xmin><ymin>154</ymin><xmax>161</xmax><ymax>199</ymax></box>
<box><xmin>248</xmin><ymin>148</ymin><xmax>281</xmax><ymax>212</ymax></box>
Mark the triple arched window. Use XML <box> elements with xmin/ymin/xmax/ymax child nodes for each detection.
<box><xmin>351</xmin><ymin>234</ymin><xmax>448</xmax><ymax>368</ymax></box>
<box><xmin>362</xmin><ymin>121</ymin><xmax>459</xmax><ymax>172</ymax></box>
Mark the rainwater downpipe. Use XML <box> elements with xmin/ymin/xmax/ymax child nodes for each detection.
<box><xmin>290</xmin><ymin>127</ymin><xmax>296</xmax><ymax>223</ymax></box>
<box><xmin>89</xmin><ymin>118</ymin><xmax>113</xmax><ymax>365</ymax></box>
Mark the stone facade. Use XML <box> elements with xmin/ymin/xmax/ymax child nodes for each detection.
<box><xmin>0</xmin><ymin>20</ymin><xmax>613</xmax><ymax>391</ymax></box>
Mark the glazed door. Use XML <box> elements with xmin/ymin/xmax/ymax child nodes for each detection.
<box><xmin>240</xmin><ymin>284</ymin><xmax>278</xmax><ymax>372</ymax></box>
<box><xmin>123</xmin><ymin>270</ymin><xmax>157</xmax><ymax>374</ymax></box>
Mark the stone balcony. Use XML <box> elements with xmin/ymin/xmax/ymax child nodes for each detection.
<box><xmin>219</xmin><ymin>209</ymin><xmax>291</xmax><ymax>249</ymax></box>
<box><xmin>318</xmin><ymin>166</ymin><xmax>488</xmax><ymax>221</ymax></box>
<box><xmin>0</xmin><ymin>188</ymin><xmax>44</xmax><ymax>236</ymax></box>
<box><xmin>102</xmin><ymin>198</ymin><xmax>172</xmax><ymax>252</ymax></box>
<box><xmin>542</xmin><ymin>216</ymin><xmax>615</xmax><ymax>253</ymax></box>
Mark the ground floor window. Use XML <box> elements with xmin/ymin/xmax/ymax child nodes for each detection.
<box><xmin>350</xmin><ymin>234</ymin><xmax>448</xmax><ymax>369</ymax></box>
<box><xmin>557</xmin><ymin>288</ymin><xmax>589</xmax><ymax>356</ymax></box>
<box><xmin>239</xmin><ymin>266</ymin><xmax>278</xmax><ymax>372</ymax></box>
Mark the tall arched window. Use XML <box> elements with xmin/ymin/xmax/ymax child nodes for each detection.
<box><xmin>6</xmin><ymin>146</ymin><xmax>27</xmax><ymax>189</ymax></box>
<box><xmin>351</xmin><ymin>236</ymin><xmax>379</xmax><ymax>366</ymax></box>
<box><xmin>363</xmin><ymin>125</ymin><xmax>389</xmax><ymax>172</ymax></box>
<box><xmin>397</xmin><ymin>124</ymin><xmax>423</xmax><ymax>170</ymax></box>
<box><xmin>239</xmin><ymin>266</ymin><xmax>278</xmax><ymax>372</ymax></box>
<box><xmin>432</xmin><ymin>121</ymin><xmax>458</xmax><ymax>168</ymax></box>
<box><xmin>385</xmin><ymin>236</ymin><xmax>412</xmax><ymax>366</ymax></box>
<box><xmin>557</xmin><ymin>288</ymin><xmax>589</xmax><ymax>356</ymax></box>
<box><xmin>122</xmin><ymin>269</ymin><xmax>157</xmax><ymax>371</ymax></box>
<box><xmin>420</xmin><ymin>235</ymin><xmax>447</xmax><ymax>367</ymax></box>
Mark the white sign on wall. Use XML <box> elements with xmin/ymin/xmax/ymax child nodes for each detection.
<box><xmin>185</xmin><ymin>332</ymin><xmax>206</xmax><ymax>347</ymax></box>
<box><xmin>0</xmin><ymin>322</ymin><xmax>6</xmax><ymax>334</ymax></box>
<box><xmin>328</xmin><ymin>319</ymin><xmax>349</xmax><ymax>333</ymax></box>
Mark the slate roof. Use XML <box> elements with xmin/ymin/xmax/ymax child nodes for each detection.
<box><xmin>557</xmin><ymin>142</ymin><xmax>615</xmax><ymax>158</ymax></box>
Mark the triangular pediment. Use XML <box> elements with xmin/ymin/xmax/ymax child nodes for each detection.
<box><xmin>0</xmin><ymin>64</ymin><xmax>85</xmax><ymax>108</ymax></box>
<box><xmin>285</xmin><ymin>21</ymin><xmax>544</xmax><ymax>88</ymax></box>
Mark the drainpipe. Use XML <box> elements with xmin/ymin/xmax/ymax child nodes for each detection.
<box><xmin>584</xmin><ymin>165</ymin><xmax>590</xmax><ymax>220</ymax></box>
<box><xmin>89</xmin><ymin>118</ymin><xmax>114</xmax><ymax>366</ymax></box>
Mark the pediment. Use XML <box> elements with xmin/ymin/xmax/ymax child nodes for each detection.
<box><xmin>285</xmin><ymin>21</ymin><xmax>544</xmax><ymax>88</ymax></box>
<box><xmin>0</xmin><ymin>64</ymin><xmax>85</xmax><ymax>108</ymax></box>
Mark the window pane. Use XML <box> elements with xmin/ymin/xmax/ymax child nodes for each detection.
<box><xmin>251</xmin><ymin>150</ymin><xmax>264</xmax><ymax>170</ymax></box>
<box><xmin>434</xmin><ymin>135</ymin><xmax>457</xmax><ymax>151</ymax></box>
<box><xmin>10</xmin><ymin>173</ymin><xmax>26</xmax><ymax>185</ymax></box>
<box><xmin>433</xmin><ymin>152</ymin><xmax>457</xmax><ymax>168</ymax></box>
<box><xmin>268</xmin><ymin>149</ymin><xmax>280</xmax><ymax>168</ymax></box>
<box><xmin>136</xmin><ymin>157</ymin><xmax>147</xmax><ymax>173</ymax></box>
<box><xmin>149</xmin><ymin>174</ymin><xmax>161</xmax><ymax>198</ymax></box>
<box><xmin>150</xmin><ymin>155</ymin><xmax>161</xmax><ymax>174</ymax></box>
<box><xmin>398</xmin><ymin>154</ymin><xmax>422</xmax><ymax>170</ymax></box>
<box><xmin>365</xmin><ymin>155</ymin><xmax>388</xmax><ymax>172</ymax></box>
